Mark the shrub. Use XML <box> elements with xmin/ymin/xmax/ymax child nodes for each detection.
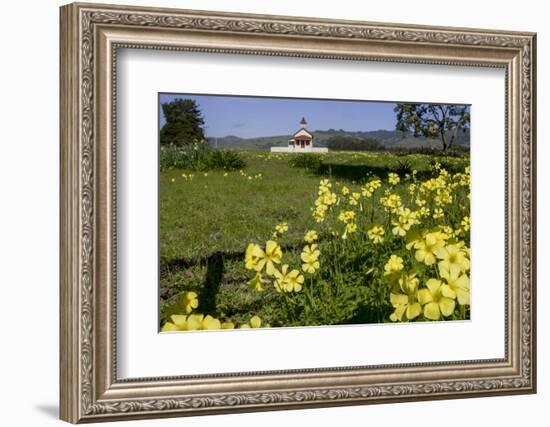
<box><xmin>159</xmin><ymin>141</ymin><xmax>210</xmax><ymax>171</ymax></box>
<box><xmin>205</xmin><ymin>150</ymin><xmax>247</xmax><ymax>171</ymax></box>
<box><xmin>288</xmin><ymin>154</ymin><xmax>322</xmax><ymax>171</ymax></box>
<box><xmin>391</xmin><ymin>159</ymin><xmax>413</xmax><ymax>176</ymax></box>
<box><xmin>159</xmin><ymin>143</ymin><xmax>246</xmax><ymax>171</ymax></box>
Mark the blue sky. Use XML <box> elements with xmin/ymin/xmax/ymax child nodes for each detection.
<box><xmin>159</xmin><ymin>93</ymin><xmax>399</xmax><ymax>138</ymax></box>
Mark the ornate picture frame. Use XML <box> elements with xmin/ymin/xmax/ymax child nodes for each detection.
<box><xmin>60</xmin><ymin>2</ymin><xmax>536</xmax><ymax>423</ymax></box>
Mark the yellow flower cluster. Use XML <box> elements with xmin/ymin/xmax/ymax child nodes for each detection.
<box><xmin>234</xmin><ymin>162</ymin><xmax>470</xmax><ymax>327</ymax></box>
<box><xmin>162</xmin><ymin>313</ymin><xmax>266</xmax><ymax>331</ymax></box>
<box><xmin>275</xmin><ymin>222</ymin><xmax>289</xmax><ymax>234</ymax></box>
<box><xmin>273</xmin><ymin>222</ymin><xmax>289</xmax><ymax>238</ymax></box>
<box><xmin>388</xmin><ymin>230</ymin><xmax>470</xmax><ymax>322</ymax></box>
<box><xmin>367</xmin><ymin>224</ymin><xmax>385</xmax><ymax>244</ymax></box>
<box><xmin>161</xmin><ymin>291</ymin><xmax>265</xmax><ymax>332</ymax></box>
<box><xmin>337</xmin><ymin>210</ymin><xmax>358</xmax><ymax>239</ymax></box>
<box><xmin>304</xmin><ymin>230</ymin><xmax>318</xmax><ymax>243</ymax></box>
<box><xmin>301</xmin><ymin>244</ymin><xmax>321</xmax><ymax>274</ymax></box>
<box><xmin>303</xmin><ymin>163</ymin><xmax>469</xmax><ymax>324</ymax></box>
<box><xmin>388</xmin><ymin>172</ymin><xmax>400</xmax><ymax>185</ymax></box>
<box><xmin>162</xmin><ymin>313</ymin><xmax>227</xmax><ymax>331</ymax></box>
<box><xmin>338</xmin><ymin>210</ymin><xmax>356</xmax><ymax>223</ymax></box>
<box><xmin>391</xmin><ymin>207</ymin><xmax>419</xmax><ymax>236</ymax></box>
<box><xmin>348</xmin><ymin>192</ymin><xmax>361</xmax><ymax>206</ymax></box>
<box><xmin>361</xmin><ymin>178</ymin><xmax>382</xmax><ymax>198</ymax></box>
<box><xmin>313</xmin><ymin>179</ymin><xmax>337</xmax><ymax>222</ymax></box>
<box><xmin>274</xmin><ymin>264</ymin><xmax>305</xmax><ymax>292</ymax></box>
<box><xmin>179</xmin><ymin>291</ymin><xmax>199</xmax><ymax>314</ymax></box>
<box><xmin>380</xmin><ymin>193</ymin><xmax>402</xmax><ymax>213</ymax></box>
<box><xmin>244</xmin><ymin>239</ymin><xmax>312</xmax><ymax>292</ymax></box>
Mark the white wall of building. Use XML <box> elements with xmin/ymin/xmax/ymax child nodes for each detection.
<box><xmin>271</xmin><ymin>146</ymin><xmax>329</xmax><ymax>153</ymax></box>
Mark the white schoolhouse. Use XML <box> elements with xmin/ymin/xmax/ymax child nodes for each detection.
<box><xmin>270</xmin><ymin>117</ymin><xmax>328</xmax><ymax>153</ymax></box>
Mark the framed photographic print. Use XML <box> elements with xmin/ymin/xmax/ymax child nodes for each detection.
<box><xmin>60</xmin><ymin>2</ymin><xmax>537</xmax><ymax>423</ymax></box>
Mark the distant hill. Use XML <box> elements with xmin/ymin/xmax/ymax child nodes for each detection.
<box><xmin>208</xmin><ymin>129</ymin><xmax>470</xmax><ymax>151</ymax></box>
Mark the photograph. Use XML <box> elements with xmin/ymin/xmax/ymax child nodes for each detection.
<box><xmin>158</xmin><ymin>94</ymin><xmax>472</xmax><ymax>332</ymax></box>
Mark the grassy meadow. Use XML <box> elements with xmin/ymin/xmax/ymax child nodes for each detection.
<box><xmin>160</xmin><ymin>149</ymin><xmax>471</xmax><ymax>331</ymax></box>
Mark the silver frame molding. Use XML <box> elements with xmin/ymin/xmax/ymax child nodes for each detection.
<box><xmin>60</xmin><ymin>2</ymin><xmax>537</xmax><ymax>423</ymax></box>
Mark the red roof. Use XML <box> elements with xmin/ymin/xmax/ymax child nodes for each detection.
<box><xmin>300</xmin><ymin>117</ymin><xmax>307</xmax><ymax>125</ymax></box>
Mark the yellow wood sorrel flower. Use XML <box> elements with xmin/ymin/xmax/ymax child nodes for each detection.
<box><xmin>248</xmin><ymin>272</ymin><xmax>268</xmax><ymax>291</ymax></box>
<box><xmin>418</xmin><ymin>279</ymin><xmax>456</xmax><ymax>320</ymax></box>
<box><xmin>461</xmin><ymin>216</ymin><xmax>471</xmax><ymax>232</ymax></box>
<box><xmin>318</xmin><ymin>191</ymin><xmax>336</xmax><ymax>206</ymax></box>
<box><xmin>286</xmin><ymin>269</ymin><xmax>305</xmax><ymax>292</ymax></box>
<box><xmin>161</xmin><ymin>314</ymin><xmax>188</xmax><ymax>332</ymax></box>
<box><xmin>313</xmin><ymin>204</ymin><xmax>328</xmax><ymax>222</ymax></box>
<box><xmin>275</xmin><ymin>222</ymin><xmax>288</xmax><ymax>234</ymax></box>
<box><xmin>416</xmin><ymin>207</ymin><xmax>430</xmax><ymax>218</ymax></box>
<box><xmin>391</xmin><ymin>208</ymin><xmax>418</xmax><ymax>236</ymax></box>
<box><xmin>380</xmin><ymin>194</ymin><xmax>402</xmax><ymax>213</ymax></box>
<box><xmin>439</xmin><ymin>264</ymin><xmax>470</xmax><ymax>305</ymax></box>
<box><xmin>275</xmin><ymin>264</ymin><xmax>305</xmax><ymax>292</ymax></box>
<box><xmin>201</xmin><ymin>315</ymin><xmax>222</xmax><ymax>330</ymax></box>
<box><xmin>337</xmin><ymin>210</ymin><xmax>355</xmax><ymax>223</ymax></box>
<box><xmin>221</xmin><ymin>322</ymin><xmax>235</xmax><ymax>329</ymax></box>
<box><xmin>252</xmin><ymin>240</ymin><xmax>283</xmax><ymax>276</ymax></box>
<box><xmin>389</xmin><ymin>291</ymin><xmax>421</xmax><ymax>322</ymax></box>
<box><xmin>342</xmin><ymin>222</ymin><xmax>357</xmax><ymax>240</ymax></box>
<box><xmin>384</xmin><ymin>255</ymin><xmax>404</xmax><ymax>276</ymax></box>
<box><xmin>245</xmin><ymin>243</ymin><xmax>261</xmax><ymax>270</ymax></box>
<box><xmin>304</xmin><ymin>230</ymin><xmax>318</xmax><ymax>243</ymax></box>
<box><xmin>250</xmin><ymin>315</ymin><xmax>262</xmax><ymax>328</ymax></box>
<box><xmin>240</xmin><ymin>315</ymin><xmax>263</xmax><ymax>329</ymax></box>
<box><xmin>435</xmin><ymin>243</ymin><xmax>470</xmax><ymax>272</ymax></box>
<box><xmin>301</xmin><ymin>244</ymin><xmax>320</xmax><ymax>274</ymax></box>
<box><xmin>433</xmin><ymin>207</ymin><xmax>444</xmax><ymax>219</ymax></box>
<box><xmin>185</xmin><ymin>314</ymin><xmax>205</xmax><ymax>330</ymax></box>
<box><xmin>388</xmin><ymin>172</ymin><xmax>400</xmax><ymax>185</ymax></box>
<box><xmin>398</xmin><ymin>272</ymin><xmax>420</xmax><ymax>295</ymax></box>
<box><xmin>318</xmin><ymin>179</ymin><xmax>332</xmax><ymax>194</ymax></box>
<box><xmin>367</xmin><ymin>224</ymin><xmax>385</xmax><ymax>244</ymax></box>
<box><xmin>178</xmin><ymin>291</ymin><xmax>199</xmax><ymax>314</ymax></box>
<box><xmin>362</xmin><ymin>178</ymin><xmax>382</xmax><ymax>197</ymax></box>
<box><xmin>348</xmin><ymin>192</ymin><xmax>361</xmax><ymax>205</ymax></box>
<box><xmin>414</xmin><ymin>232</ymin><xmax>446</xmax><ymax>266</ymax></box>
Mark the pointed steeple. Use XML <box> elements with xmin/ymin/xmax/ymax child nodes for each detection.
<box><xmin>300</xmin><ymin>116</ymin><xmax>307</xmax><ymax>128</ymax></box>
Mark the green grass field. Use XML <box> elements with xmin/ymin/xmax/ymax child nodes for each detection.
<box><xmin>160</xmin><ymin>150</ymin><xmax>470</xmax><ymax>329</ymax></box>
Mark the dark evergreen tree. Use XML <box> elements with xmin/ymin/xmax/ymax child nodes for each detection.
<box><xmin>160</xmin><ymin>98</ymin><xmax>205</xmax><ymax>146</ymax></box>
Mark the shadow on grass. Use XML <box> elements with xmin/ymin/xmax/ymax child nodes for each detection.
<box><xmin>317</xmin><ymin>163</ymin><xmax>393</xmax><ymax>182</ymax></box>
<box><xmin>315</xmin><ymin>161</ymin><xmax>464</xmax><ymax>182</ymax></box>
<box><xmin>346</xmin><ymin>302</ymin><xmax>388</xmax><ymax>325</ymax></box>
<box><xmin>199</xmin><ymin>251</ymin><xmax>224</xmax><ymax>313</ymax></box>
